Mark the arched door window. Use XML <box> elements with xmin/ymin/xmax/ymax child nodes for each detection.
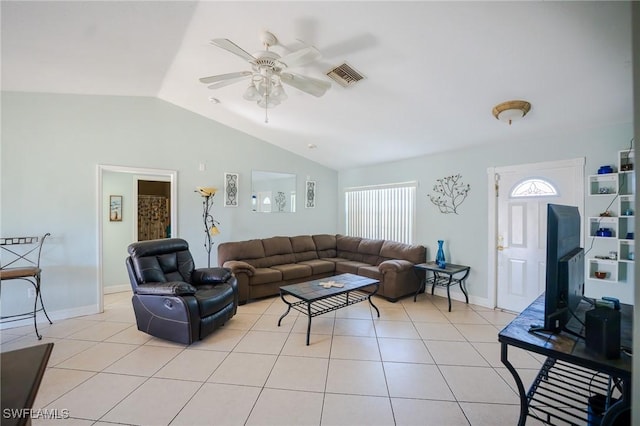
<box><xmin>510</xmin><ymin>178</ymin><xmax>558</xmax><ymax>198</ymax></box>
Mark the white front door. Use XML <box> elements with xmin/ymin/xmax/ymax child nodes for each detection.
<box><xmin>494</xmin><ymin>159</ymin><xmax>584</xmax><ymax>312</ymax></box>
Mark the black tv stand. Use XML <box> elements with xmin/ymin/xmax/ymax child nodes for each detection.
<box><xmin>500</xmin><ymin>294</ymin><xmax>632</xmax><ymax>426</ymax></box>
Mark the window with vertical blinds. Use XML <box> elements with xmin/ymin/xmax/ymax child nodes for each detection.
<box><xmin>345</xmin><ymin>181</ymin><xmax>417</xmax><ymax>244</ymax></box>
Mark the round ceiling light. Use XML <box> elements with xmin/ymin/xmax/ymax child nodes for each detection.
<box><xmin>492</xmin><ymin>100</ymin><xmax>531</xmax><ymax>125</ymax></box>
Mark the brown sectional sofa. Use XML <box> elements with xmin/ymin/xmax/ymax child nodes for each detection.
<box><xmin>217</xmin><ymin>234</ymin><xmax>426</xmax><ymax>304</ymax></box>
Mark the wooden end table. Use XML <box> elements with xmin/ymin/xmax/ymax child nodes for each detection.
<box><xmin>413</xmin><ymin>262</ymin><xmax>470</xmax><ymax>311</ymax></box>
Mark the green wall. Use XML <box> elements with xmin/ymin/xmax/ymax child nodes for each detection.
<box><xmin>1</xmin><ymin>92</ymin><xmax>338</xmax><ymax>319</ymax></box>
<box><xmin>338</xmin><ymin>122</ymin><xmax>634</xmax><ymax>306</ymax></box>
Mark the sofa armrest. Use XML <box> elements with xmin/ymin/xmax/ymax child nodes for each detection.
<box><xmin>135</xmin><ymin>281</ymin><xmax>197</xmax><ymax>296</ymax></box>
<box><xmin>378</xmin><ymin>259</ymin><xmax>413</xmax><ymax>273</ymax></box>
<box><xmin>192</xmin><ymin>267</ymin><xmax>232</xmax><ymax>285</ymax></box>
<box><xmin>223</xmin><ymin>260</ymin><xmax>255</xmax><ymax>276</ymax></box>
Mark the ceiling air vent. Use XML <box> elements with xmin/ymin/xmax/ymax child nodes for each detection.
<box><xmin>326</xmin><ymin>62</ymin><xmax>365</xmax><ymax>88</ymax></box>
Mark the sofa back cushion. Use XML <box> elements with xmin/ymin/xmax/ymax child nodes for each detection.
<box><xmin>313</xmin><ymin>234</ymin><xmax>337</xmax><ymax>258</ymax></box>
<box><xmin>257</xmin><ymin>236</ymin><xmax>296</xmax><ymax>267</ymax></box>
<box><xmin>336</xmin><ymin>235</ymin><xmax>361</xmax><ymax>260</ymax></box>
<box><xmin>217</xmin><ymin>239</ymin><xmax>265</xmax><ymax>266</ymax></box>
<box><xmin>336</xmin><ymin>235</ymin><xmax>382</xmax><ymax>265</ymax></box>
<box><xmin>290</xmin><ymin>235</ymin><xmax>319</xmax><ymax>262</ymax></box>
<box><xmin>358</xmin><ymin>238</ymin><xmax>385</xmax><ymax>265</ymax></box>
<box><xmin>380</xmin><ymin>240</ymin><xmax>426</xmax><ymax>264</ymax></box>
<box><xmin>218</xmin><ymin>235</ymin><xmax>425</xmax><ymax>272</ymax></box>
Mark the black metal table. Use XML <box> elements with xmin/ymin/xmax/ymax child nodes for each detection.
<box><xmin>413</xmin><ymin>261</ymin><xmax>470</xmax><ymax>311</ymax></box>
<box><xmin>498</xmin><ymin>294</ymin><xmax>632</xmax><ymax>425</ymax></box>
<box><xmin>278</xmin><ymin>273</ymin><xmax>380</xmax><ymax>345</ymax></box>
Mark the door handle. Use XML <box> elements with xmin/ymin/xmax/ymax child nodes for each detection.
<box><xmin>497</xmin><ymin>245</ymin><xmax>508</xmax><ymax>251</ymax></box>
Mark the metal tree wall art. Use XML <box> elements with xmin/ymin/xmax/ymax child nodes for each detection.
<box><xmin>429</xmin><ymin>174</ymin><xmax>471</xmax><ymax>214</ymax></box>
<box><xmin>196</xmin><ymin>186</ymin><xmax>220</xmax><ymax>267</ymax></box>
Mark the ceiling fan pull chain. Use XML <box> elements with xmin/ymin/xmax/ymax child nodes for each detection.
<box><xmin>264</xmin><ymin>76</ymin><xmax>272</xmax><ymax>124</ymax></box>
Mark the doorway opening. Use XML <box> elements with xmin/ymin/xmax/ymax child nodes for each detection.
<box><xmin>136</xmin><ymin>178</ymin><xmax>172</xmax><ymax>241</ymax></box>
<box><xmin>97</xmin><ymin>165</ymin><xmax>178</xmax><ymax>311</ymax></box>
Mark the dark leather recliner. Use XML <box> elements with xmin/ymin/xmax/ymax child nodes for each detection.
<box><xmin>125</xmin><ymin>238</ymin><xmax>238</xmax><ymax>345</ymax></box>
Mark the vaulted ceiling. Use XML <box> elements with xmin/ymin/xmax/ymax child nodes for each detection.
<box><xmin>1</xmin><ymin>1</ymin><xmax>633</xmax><ymax>170</ymax></box>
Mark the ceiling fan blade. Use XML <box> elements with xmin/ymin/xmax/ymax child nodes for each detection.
<box><xmin>210</xmin><ymin>38</ymin><xmax>255</xmax><ymax>62</ymax></box>
<box><xmin>207</xmin><ymin>75</ymin><xmax>252</xmax><ymax>90</ymax></box>
<box><xmin>199</xmin><ymin>71</ymin><xmax>252</xmax><ymax>85</ymax></box>
<box><xmin>278</xmin><ymin>46</ymin><xmax>321</xmax><ymax>68</ymax></box>
<box><xmin>280</xmin><ymin>72</ymin><xmax>331</xmax><ymax>97</ymax></box>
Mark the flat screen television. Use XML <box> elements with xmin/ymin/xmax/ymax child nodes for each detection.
<box><xmin>536</xmin><ymin>203</ymin><xmax>585</xmax><ymax>333</ymax></box>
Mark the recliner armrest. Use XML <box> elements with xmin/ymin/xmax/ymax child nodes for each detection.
<box><xmin>378</xmin><ymin>259</ymin><xmax>413</xmax><ymax>273</ymax></box>
<box><xmin>135</xmin><ymin>281</ymin><xmax>197</xmax><ymax>296</ymax></box>
<box><xmin>222</xmin><ymin>260</ymin><xmax>255</xmax><ymax>276</ymax></box>
<box><xmin>192</xmin><ymin>267</ymin><xmax>232</xmax><ymax>284</ymax></box>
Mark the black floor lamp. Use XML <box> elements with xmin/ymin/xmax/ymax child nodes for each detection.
<box><xmin>196</xmin><ymin>186</ymin><xmax>220</xmax><ymax>268</ymax></box>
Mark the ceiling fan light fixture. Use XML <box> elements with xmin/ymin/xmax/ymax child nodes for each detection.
<box><xmin>270</xmin><ymin>82</ymin><xmax>287</xmax><ymax>102</ymax></box>
<box><xmin>492</xmin><ymin>100</ymin><xmax>531</xmax><ymax>125</ymax></box>
<box><xmin>243</xmin><ymin>83</ymin><xmax>261</xmax><ymax>101</ymax></box>
<box><xmin>201</xmin><ymin>31</ymin><xmax>329</xmax><ymax>124</ymax></box>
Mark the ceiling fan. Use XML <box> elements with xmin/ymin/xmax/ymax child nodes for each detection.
<box><xmin>199</xmin><ymin>31</ymin><xmax>331</xmax><ymax>122</ymax></box>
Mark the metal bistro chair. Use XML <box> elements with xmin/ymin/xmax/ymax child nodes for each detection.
<box><xmin>0</xmin><ymin>233</ymin><xmax>53</xmax><ymax>339</ymax></box>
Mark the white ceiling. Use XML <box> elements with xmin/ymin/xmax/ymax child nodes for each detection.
<box><xmin>1</xmin><ymin>1</ymin><xmax>633</xmax><ymax>170</ymax></box>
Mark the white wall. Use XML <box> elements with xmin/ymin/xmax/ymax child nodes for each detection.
<box><xmin>1</xmin><ymin>92</ymin><xmax>338</xmax><ymax>319</ymax></box>
<box><xmin>102</xmin><ymin>171</ymin><xmax>135</xmax><ymax>292</ymax></box>
<box><xmin>338</xmin><ymin>122</ymin><xmax>634</xmax><ymax>307</ymax></box>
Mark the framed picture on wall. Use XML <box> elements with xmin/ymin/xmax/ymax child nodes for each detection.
<box><xmin>110</xmin><ymin>195</ymin><xmax>123</xmax><ymax>221</ymax></box>
<box><xmin>305</xmin><ymin>180</ymin><xmax>316</xmax><ymax>208</ymax></box>
<box><xmin>224</xmin><ymin>172</ymin><xmax>239</xmax><ymax>207</ymax></box>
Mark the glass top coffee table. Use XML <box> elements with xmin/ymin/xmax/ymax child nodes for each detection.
<box><xmin>278</xmin><ymin>273</ymin><xmax>380</xmax><ymax>345</ymax></box>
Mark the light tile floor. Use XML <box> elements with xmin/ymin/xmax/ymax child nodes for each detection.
<box><xmin>1</xmin><ymin>291</ymin><xmax>549</xmax><ymax>425</ymax></box>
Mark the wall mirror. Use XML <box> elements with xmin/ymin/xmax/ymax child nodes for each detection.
<box><xmin>251</xmin><ymin>170</ymin><xmax>296</xmax><ymax>213</ymax></box>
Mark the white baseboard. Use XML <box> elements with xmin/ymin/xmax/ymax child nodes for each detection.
<box><xmin>104</xmin><ymin>284</ymin><xmax>130</xmax><ymax>294</ymax></box>
<box><xmin>0</xmin><ymin>303</ymin><xmax>100</xmax><ymax>331</ymax></box>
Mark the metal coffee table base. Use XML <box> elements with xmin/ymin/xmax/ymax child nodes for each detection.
<box><xmin>278</xmin><ymin>274</ymin><xmax>380</xmax><ymax>345</ymax></box>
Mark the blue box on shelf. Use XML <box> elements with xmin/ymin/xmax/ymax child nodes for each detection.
<box><xmin>598</xmin><ymin>165</ymin><xmax>614</xmax><ymax>174</ymax></box>
<box><xmin>596</xmin><ymin>228</ymin><xmax>613</xmax><ymax>237</ymax></box>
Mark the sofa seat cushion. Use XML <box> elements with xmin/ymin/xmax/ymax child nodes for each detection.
<box><xmin>250</xmin><ymin>268</ymin><xmax>283</xmax><ymax>285</ymax></box>
<box><xmin>335</xmin><ymin>260</ymin><xmax>372</xmax><ymax>275</ymax></box>
<box><xmin>357</xmin><ymin>265</ymin><xmax>383</xmax><ymax>281</ymax></box>
<box><xmin>255</xmin><ymin>254</ymin><xmax>296</xmax><ymax>268</ymax></box>
<box><xmin>195</xmin><ymin>283</ymin><xmax>235</xmax><ymax>317</ymax></box>
<box><xmin>297</xmin><ymin>259</ymin><xmax>335</xmax><ymax>275</ymax></box>
<box><xmin>271</xmin><ymin>264</ymin><xmax>312</xmax><ymax>280</ymax></box>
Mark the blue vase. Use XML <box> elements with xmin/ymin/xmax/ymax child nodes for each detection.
<box><xmin>436</xmin><ymin>240</ymin><xmax>446</xmax><ymax>268</ymax></box>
